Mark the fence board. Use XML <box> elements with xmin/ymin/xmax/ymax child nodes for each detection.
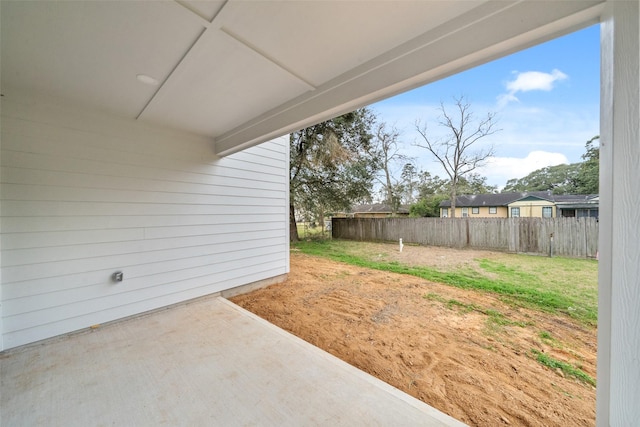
<box><xmin>331</xmin><ymin>217</ymin><xmax>598</xmax><ymax>258</ymax></box>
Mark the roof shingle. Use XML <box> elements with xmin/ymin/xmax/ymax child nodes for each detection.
<box><xmin>438</xmin><ymin>191</ymin><xmax>591</xmax><ymax>207</ymax></box>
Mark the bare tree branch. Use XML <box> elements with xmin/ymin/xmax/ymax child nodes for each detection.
<box><xmin>414</xmin><ymin>96</ymin><xmax>499</xmax><ymax>217</ymax></box>
<box><xmin>370</xmin><ymin>123</ymin><xmax>412</xmax><ymax>213</ymax></box>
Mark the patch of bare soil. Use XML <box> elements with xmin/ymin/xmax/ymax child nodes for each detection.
<box><xmin>230</xmin><ymin>246</ymin><xmax>596</xmax><ymax>427</ymax></box>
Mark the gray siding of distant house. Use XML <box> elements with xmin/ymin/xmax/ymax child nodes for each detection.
<box><xmin>0</xmin><ymin>97</ymin><xmax>289</xmax><ymax>349</ymax></box>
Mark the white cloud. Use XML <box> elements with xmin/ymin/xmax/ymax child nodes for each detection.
<box><xmin>478</xmin><ymin>151</ymin><xmax>569</xmax><ymax>188</ymax></box>
<box><xmin>496</xmin><ymin>93</ymin><xmax>519</xmax><ymax>107</ymax></box>
<box><xmin>498</xmin><ymin>69</ymin><xmax>568</xmax><ymax>107</ymax></box>
<box><xmin>507</xmin><ymin>69</ymin><xmax>568</xmax><ymax>92</ymax></box>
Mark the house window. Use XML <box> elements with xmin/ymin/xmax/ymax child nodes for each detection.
<box><xmin>542</xmin><ymin>206</ymin><xmax>553</xmax><ymax>218</ymax></box>
<box><xmin>442</xmin><ymin>208</ymin><xmax>448</xmax><ymax>218</ymax></box>
<box><xmin>511</xmin><ymin>207</ymin><xmax>520</xmax><ymax>217</ymax></box>
<box><xmin>472</xmin><ymin>207</ymin><xmax>479</xmax><ymax>214</ymax></box>
<box><xmin>462</xmin><ymin>207</ymin><xmax>469</xmax><ymax>217</ymax></box>
<box><xmin>489</xmin><ymin>207</ymin><xmax>497</xmax><ymax>214</ymax></box>
<box><xmin>576</xmin><ymin>209</ymin><xmax>599</xmax><ymax>218</ymax></box>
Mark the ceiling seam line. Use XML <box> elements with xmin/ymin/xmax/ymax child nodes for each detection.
<box><xmin>214</xmin><ymin>3</ymin><xmax>526</xmax><ymax>145</ymax></box>
<box><xmin>173</xmin><ymin>0</ymin><xmax>211</xmax><ymax>27</ymax></box>
<box><xmin>137</xmin><ymin>0</ymin><xmax>230</xmax><ymax>121</ymax></box>
<box><xmin>135</xmin><ymin>25</ymin><xmax>209</xmax><ymax>120</ymax></box>
<box><xmin>220</xmin><ymin>27</ymin><xmax>317</xmax><ymax>91</ymax></box>
<box><xmin>215</xmin><ymin>2</ymin><xmax>604</xmax><ymax>147</ymax></box>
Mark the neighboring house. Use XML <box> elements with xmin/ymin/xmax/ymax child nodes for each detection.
<box><xmin>440</xmin><ymin>192</ymin><xmax>599</xmax><ymax>219</ymax></box>
<box><xmin>555</xmin><ymin>195</ymin><xmax>600</xmax><ymax>218</ymax></box>
<box><xmin>335</xmin><ymin>204</ymin><xmax>410</xmax><ymax>218</ymax></box>
<box><xmin>507</xmin><ymin>194</ymin><xmax>557</xmax><ymax>218</ymax></box>
<box><xmin>1</xmin><ymin>1</ymin><xmax>637</xmax><ymax>424</ymax></box>
<box><xmin>439</xmin><ymin>191</ymin><xmax>553</xmax><ymax>218</ymax></box>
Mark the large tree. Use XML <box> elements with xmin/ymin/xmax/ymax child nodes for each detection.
<box><xmin>574</xmin><ymin>135</ymin><xmax>599</xmax><ymax>194</ymax></box>
<box><xmin>502</xmin><ymin>136</ymin><xmax>600</xmax><ymax>195</ymax></box>
<box><xmin>415</xmin><ymin>96</ymin><xmax>498</xmax><ymax>217</ymax></box>
<box><xmin>416</xmin><ymin>170</ymin><xmax>449</xmax><ymax>199</ymax></box>
<box><xmin>410</xmin><ymin>171</ymin><xmax>450</xmax><ymax>217</ymax></box>
<box><xmin>400</xmin><ymin>162</ymin><xmax>418</xmax><ymax>204</ymax></box>
<box><xmin>370</xmin><ymin>124</ymin><xmax>412</xmax><ymax>213</ymax></box>
<box><xmin>456</xmin><ymin>173</ymin><xmax>497</xmax><ymax>195</ymax></box>
<box><xmin>409</xmin><ymin>195</ymin><xmax>448</xmax><ymax>217</ymax></box>
<box><xmin>289</xmin><ymin>108</ymin><xmax>377</xmax><ymax>241</ymax></box>
<box><xmin>502</xmin><ymin>163</ymin><xmax>580</xmax><ymax>194</ymax></box>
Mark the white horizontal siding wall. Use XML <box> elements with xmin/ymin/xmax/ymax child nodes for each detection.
<box><xmin>0</xmin><ymin>96</ymin><xmax>289</xmax><ymax>350</ymax></box>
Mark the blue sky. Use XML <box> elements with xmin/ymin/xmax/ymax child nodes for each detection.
<box><xmin>370</xmin><ymin>24</ymin><xmax>600</xmax><ymax>190</ymax></box>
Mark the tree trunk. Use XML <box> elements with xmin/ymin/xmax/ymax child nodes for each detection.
<box><xmin>289</xmin><ymin>203</ymin><xmax>299</xmax><ymax>242</ymax></box>
<box><xmin>318</xmin><ymin>210</ymin><xmax>325</xmax><ymax>236</ymax></box>
<box><xmin>450</xmin><ymin>185</ymin><xmax>457</xmax><ymax>218</ymax></box>
<box><xmin>385</xmin><ymin>168</ymin><xmax>395</xmax><ymax>214</ymax></box>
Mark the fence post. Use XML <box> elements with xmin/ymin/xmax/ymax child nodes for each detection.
<box><xmin>332</xmin><ymin>217</ymin><xmax>597</xmax><ymax>258</ymax></box>
<box><xmin>466</xmin><ymin>218</ymin><xmax>470</xmax><ymax>247</ymax></box>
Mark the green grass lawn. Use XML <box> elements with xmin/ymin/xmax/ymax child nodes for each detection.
<box><xmin>293</xmin><ymin>239</ymin><xmax>598</xmax><ymax>326</ymax></box>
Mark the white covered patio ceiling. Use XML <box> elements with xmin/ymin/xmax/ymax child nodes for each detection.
<box><xmin>1</xmin><ymin>0</ymin><xmax>604</xmax><ymax>156</ymax></box>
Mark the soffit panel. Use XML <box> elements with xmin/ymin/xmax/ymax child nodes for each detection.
<box><xmin>138</xmin><ymin>29</ymin><xmax>313</xmax><ymax>136</ymax></box>
<box><xmin>217</xmin><ymin>1</ymin><xmax>482</xmax><ymax>87</ymax></box>
<box><xmin>181</xmin><ymin>0</ymin><xmax>226</xmax><ymax>21</ymax></box>
<box><xmin>1</xmin><ymin>0</ymin><xmax>605</xmax><ymax>156</ymax></box>
<box><xmin>214</xmin><ymin>0</ymin><xmax>604</xmax><ymax>155</ymax></box>
<box><xmin>0</xmin><ymin>1</ymin><xmax>205</xmax><ymax>118</ymax></box>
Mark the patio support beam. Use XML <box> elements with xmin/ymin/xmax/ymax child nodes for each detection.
<box><xmin>213</xmin><ymin>1</ymin><xmax>604</xmax><ymax>156</ymax></box>
<box><xmin>597</xmin><ymin>1</ymin><xmax>640</xmax><ymax>425</ymax></box>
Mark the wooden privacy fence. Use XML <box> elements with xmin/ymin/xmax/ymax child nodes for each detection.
<box><xmin>331</xmin><ymin>217</ymin><xmax>599</xmax><ymax>258</ymax></box>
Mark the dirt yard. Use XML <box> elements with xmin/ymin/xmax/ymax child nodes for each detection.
<box><xmin>230</xmin><ymin>244</ymin><xmax>596</xmax><ymax>427</ymax></box>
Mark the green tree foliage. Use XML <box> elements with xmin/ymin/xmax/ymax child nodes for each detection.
<box><xmin>574</xmin><ymin>136</ymin><xmax>599</xmax><ymax>194</ymax></box>
<box><xmin>410</xmin><ymin>171</ymin><xmax>448</xmax><ymax>217</ymax></box>
<box><xmin>409</xmin><ymin>172</ymin><xmax>495</xmax><ymax>217</ymax></box>
<box><xmin>379</xmin><ymin>162</ymin><xmax>426</xmax><ymax>211</ymax></box>
<box><xmin>400</xmin><ymin>162</ymin><xmax>418</xmax><ymax>205</ymax></box>
<box><xmin>290</xmin><ymin>108</ymin><xmax>377</xmax><ymax>241</ymax></box>
<box><xmin>416</xmin><ymin>171</ymin><xmax>449</xmax><ymax>199</ymax></box>
<box><xmin>502</xmin><ymin>136</ymin><xmax>599</xmax><ymax>195</ymax></box>
<box><xmin>457</xmin><ymin>173</ymin><xmax>497</xmax><ymax>195</ymax></box>
<box><xmin>409</xmin><ymin>194</ymin><xmax>449</xmax><ymax>217</ymax></box>
<box><xmin>502</xmin><ymin>163</ymin><xmax>581</xmax><ymax>194</ymax></box>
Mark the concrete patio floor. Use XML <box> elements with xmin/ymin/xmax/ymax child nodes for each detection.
<box><xmin>1</xmin><ymin>296</ymin><xmax>466</xmax><ymax>426</ymax></box>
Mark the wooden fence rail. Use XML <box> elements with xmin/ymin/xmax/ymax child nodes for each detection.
<box><xmin>331</xmin><ymin>217</ymin><xmax>599</xmax><ymax>258</ymax></box>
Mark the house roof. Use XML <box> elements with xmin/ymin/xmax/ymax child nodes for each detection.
<box><xmin>553</xmin><ymin>194</ymin><xmax>599</xmax><ymax>203</ymax></box>
<box><xmin>1</xmin><ymin>1</ymin><xmax>604</xmax><ymax>157</ymax></box>
<box><xmin>439</xmin><ymin>192</ymin><xmax>598</xmax><ymax>208</ymax></box>
<box><xmin>554</xmin><ymin>194</ymin><xmax>599</xmax><ymax>209</ymax></box>
<box><xmin>439</xmin><ymin>191</ymin><xmax>551</xmax><ymax>208</ymax></box>
<box><xmin>350</xmin><ymin>204</ymin><xmax>409</xmax><ymax>215</ymax></box>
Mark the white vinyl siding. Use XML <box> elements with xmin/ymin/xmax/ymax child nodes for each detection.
<box><xmin>1</xmin><ymin>97</ymin><xmax>289</xmax><ymax>349</ymax></box>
